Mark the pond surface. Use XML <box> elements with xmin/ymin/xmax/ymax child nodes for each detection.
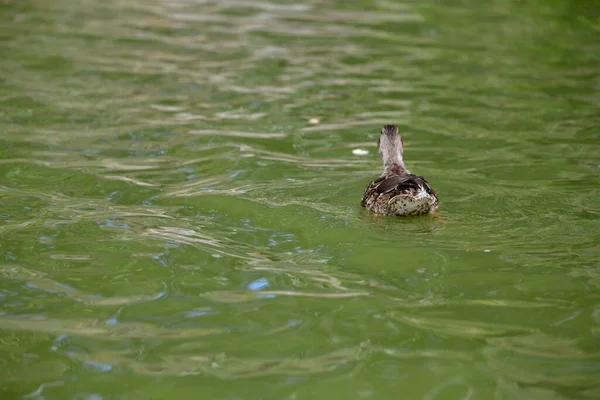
<box><xmin>1</xmin><ymin>0</ymin><xmax>599</xmax><ymax>398</ymax></box>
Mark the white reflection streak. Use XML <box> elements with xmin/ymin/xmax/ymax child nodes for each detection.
<box><xmin>103</xmin><ymin>175</ymin><xmax>160</xmax><ymax>187</ymax></box>
<box><xmin>260</xmin><ymin>291</ymin><xmax>368</xmax><ymax>298</ymax></box>
<box><xmin>0</xmin><ymin>316</ymin><xmax>222</xmax><ymax>339</ymax></box>
<box><xmin>188</xmin><ymin>130</ymin><xmax>286</xmax><ymax>138</ymax></box>
<box><xmin>424</xmin><ymin>376</ymin><xmax>474</xmax><ymax>400</ymax></box>
<box><xmin>142</xmin><ymin>226</ymin><xmax>269</xmax><ymax>262</ymax></box>
<box><xmin>1</xmin><ymin>265</ymin><xmax>167</xmax><ymax>307</ymax></box>
<box><xmin>23</xmin><ymin>381</ymin><xmax>65</xmax><ymax>399</ymax></box>
<box><xmin>252</xmin><ymin>266</ymin><xmax>351</xmax><ymax>291</ymax></box>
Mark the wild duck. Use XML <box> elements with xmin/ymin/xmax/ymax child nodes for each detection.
<box><xmin>361</xmin><ymin>125</ymin><xmax>439</xmax><ymax>216</ymax></box>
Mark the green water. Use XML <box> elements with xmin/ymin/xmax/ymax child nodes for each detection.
<box><xmin>1</xmin><ymin>0</ymin><xmax>599</xmax><ymax>398</ymax></box>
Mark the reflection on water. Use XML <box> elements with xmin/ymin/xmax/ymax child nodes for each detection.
<box><xmin>1</xmin><ymin>0</ymin><xmax>600</xmax><ymax>398</ymax></box>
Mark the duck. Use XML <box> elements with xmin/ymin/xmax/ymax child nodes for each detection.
<box><xmin>361</xmin><ymin>125</ymin><xmax>439</xmax><ymax>216</ymax></box>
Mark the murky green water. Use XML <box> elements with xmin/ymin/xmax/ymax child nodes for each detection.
<box><xmin>1</xmin><ymin>0</ymin><xmax>599</xmax><ymax>398</ymax></box>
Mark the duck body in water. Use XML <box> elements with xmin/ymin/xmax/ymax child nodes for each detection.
<box><xmin>361</xmin><ymin>125</ymin><xmax>439</xmax><ymax>216</ymax></box>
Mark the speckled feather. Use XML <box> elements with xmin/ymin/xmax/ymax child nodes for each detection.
<box><xmin>361</xmin><ymin>173</ymin><xmax>439</xmax><ymax>216</ymax></box>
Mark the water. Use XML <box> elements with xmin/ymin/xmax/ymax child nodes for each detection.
<box><xmin>1</xmin><ymin>0</ymin><xmax>599</xmax><ymax>398</ymax></box>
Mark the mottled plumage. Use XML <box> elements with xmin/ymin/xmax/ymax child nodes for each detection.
<box><xmin>361</xmin><ymin>125</ymin><xmax>439</xmax><ymax>216</ymax></box>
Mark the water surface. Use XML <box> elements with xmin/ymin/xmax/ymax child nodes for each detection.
<box><xmin>1</xmin><ymin>0</ymin><xmax>599</xmax><ymax>399</ymax></box>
